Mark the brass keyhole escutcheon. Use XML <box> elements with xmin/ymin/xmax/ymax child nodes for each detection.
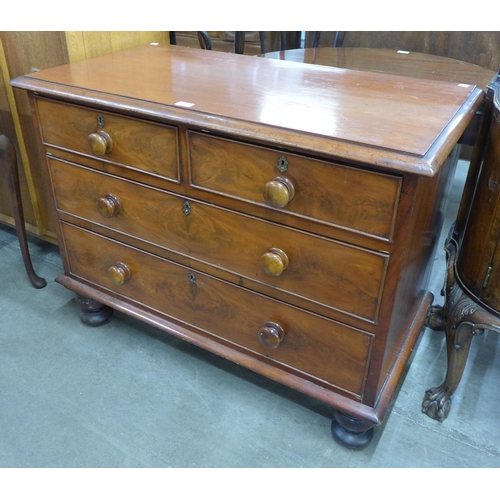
<box><xmin>277</xmin><ymin>156</ymin><xmax>288</xmax><ymax>173</ymax></box>
<box><xmin>183</xmin><ymin>201</ymin><xmax>191</xmax><ymax>216</ymax></box>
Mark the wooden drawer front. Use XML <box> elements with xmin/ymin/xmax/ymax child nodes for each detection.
<box><xmin>50</xmin><ymin>159</ymin><xmax>388</xmax><ymax>322</ymax></box>
<box><xmin>188</xmin><ymin>132</ymin><xmax>401</xmax><ymax>241</ymax></box>
<box><xmin>61</xmin><ymin>223</ymin><xmax>373</xmax><ymax>397</ymax></box>
<box><xmin>36</xmin><ymin>98</ymin><xmax>179</xmax><ymax>182</ymax></box>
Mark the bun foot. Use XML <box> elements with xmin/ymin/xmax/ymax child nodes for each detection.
<box><xmin>75</xmin><ymin>294</ymin><xmax>113</xmax><ymax>327</ymax></box>
<box><xmin>331</xmin><ymin>410</ymin><xmax>375</xmax><ymax>449</ymax></box>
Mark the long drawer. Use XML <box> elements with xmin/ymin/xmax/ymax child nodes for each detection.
<box><xmin>61</xmin><ymin>222</ymin><xmax>373</xmax><ymax>397</ymax></box>
<box><xmin>36</xmin><ymin>98</ymin><xmax>180</xmax><ymax>182</ymax></box>
<box><xmin>50</xmin><ymin>158</ymin><xmax>389</xmax><ymax>322</ymax></box>
<box><xmin>188</xmin><ymin>131</ymin><xmax>402</xmax><ymax>241</ymax></box>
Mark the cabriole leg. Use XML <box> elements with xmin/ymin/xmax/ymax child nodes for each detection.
<box><xmin>422</xmin><ymin>322</ymin><xmax>474</xmax><ymax>422</ymax></box>
<box><xmin>0</xmin><ymin>132</ymin><xmax>46</xmax><ymax>289</ymax></box>
<box><xmin>422</xmin><ymin>236</ymin><xmax>500</xmax><ymax>421</ymax></box>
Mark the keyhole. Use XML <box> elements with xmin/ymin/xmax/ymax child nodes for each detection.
<box><xmin>277</xmin><ymin>156</ymin><xmax>288</xmax><ymax>173</ymax></box>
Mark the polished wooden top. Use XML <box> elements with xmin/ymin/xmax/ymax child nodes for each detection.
<box><xmin>12</xmin><ymin>44</ymin><xmax>484</xmax><ymax>176</ymax></box>
<box><xmin>261</xmin><ymin>47</ymin><xmax>496</xmax><ymax>93</ymax></box>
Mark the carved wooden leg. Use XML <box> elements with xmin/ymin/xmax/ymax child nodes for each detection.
<box><xmin>331</xmin><ymin>410</ymin><xmax>375</xmax><ymax>449</ymax></box>
<box><xmin>0</xmin><ymin>132</ymin><xmax>46</xmax><ymax>288</ymax></box>
<box><xmin>422</xmin><ymin>236</ymin><xmax>500</xmax><ymax>422</ymax></box>
<box><xmin>75</xmin><ymin>294</ymin><xmax>113</xmax><ymax>327</ymax></box>
<box><xmin>422</xmin><ymin>321</ymin><xmax>474</xmax><ymax>422</ymax></box>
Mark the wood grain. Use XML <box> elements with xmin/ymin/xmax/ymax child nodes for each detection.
<box><xmin>64</xmin><ymin>31</ymin><xmax>169</xmax><ymax>63</ymax></box>
<box><xmin>11</xmin><ymin>41</ymin><xmax>486</xmax><ymax>436</ymax></box>
<box><xmin>12</xmin><ymin>44</ymin><xmax>483</xmax><ymax>175</ymax></box>
<box><xmin>61</xmin><ymin>221</ymin><xmax>373</xmax><ymax>397</ymax></box>
<box><xmin>458</xmin><ymin>105</ymin><xmax>500</xmax><ymax>309</ymax></box>
<box><xmin>37</xmin><ymin>98</ymin><xmax>180</xmax><ymax>182</ymax></box>
<box><xmin>0</xmin><ymin>31</ymin><xmax>172</xmax><ymax>241</ymax></box>
<box><xmin>188</xmin><ymin>131</ymin><xmax>401</xmax><ymax>241</ymax></box>
<box><xmin>262</xmin><ymin>47</ymin><xmax>495</xmax><ymax>92</ymax></box>
<box><xmin>306</xmin><ymin>32</ymin><xmax>500</xmax><ymax>72</ymax></box>
<box><xmin>49</xmin><ymin>158</ymin><xmax>388</xmax><ymax>323</ymax></box>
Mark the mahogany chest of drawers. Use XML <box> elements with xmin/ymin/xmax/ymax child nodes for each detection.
<box><xmin>11</xmin><ymin>44</ymin><xmax>484</xmax><ymax>448</ymax></box>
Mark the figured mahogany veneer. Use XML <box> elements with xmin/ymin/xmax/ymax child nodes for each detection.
<box><xmin>61</xmin><ymin>222</ymin><xmax>373</xmax><ymax>398</ymax></box>
<box><xmin>11</xmin><ymin>43</ymin><xmax>486</xmax><ymax>448</ymax></box>
<box><xmin>188</xmin><ymin>132</ymin><xmax>402</xmax><ymax>241</ymax></box>
<box><xmin>48</xmin><ymin>158</ymin><xmax>388</xmax><ymax>323</ymax></box>
<box><xmin>37</xmin><ymin>98</ymin><xmax>180</xmax><ymax>182</ymax></box>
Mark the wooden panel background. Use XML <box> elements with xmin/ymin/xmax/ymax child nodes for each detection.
<box><xmin>65</xmin><ymin>31</ymin><xmax>170</xmax><ymax>62</ymax></box>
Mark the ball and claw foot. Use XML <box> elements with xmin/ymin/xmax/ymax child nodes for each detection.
<box><xmin>331</xmin><ymin>410</ymin><xmax>375</xmax><ymax>449</ymax></box>
<box><xmin>75</xmin><ymin>294</ymin><xmax>113</xmax><ymax>327</ymax></box>
<box><xmin>422</xmin><ymin>386</ymin><xmax>452</xmax><ymax>423</ymax></box>
<box><xmin>425</xmin><ymin>305</ymin><xmax>444</xmax><ymax>331</ymax></box>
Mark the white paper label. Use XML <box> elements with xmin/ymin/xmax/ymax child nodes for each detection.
<box><xmin>174</xmin><ymin>101</ymin><xmax>195</xmax><ymax>108</ymax></box>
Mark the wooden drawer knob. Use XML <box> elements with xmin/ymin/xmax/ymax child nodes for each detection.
<box><xmin>259</xmin><ymin>321</ymin><xmax>286</xmax><ymax>348</ymax></box>
<box><xmin>96</xmin><ymin>193</ymin><xmax>121</xmax><ymax>218</ymax></box>
<box><xmin>263</xmin><ymin>176</ymin><xmax>295</xmax><ymax>208</ymax></box>
<box><xmin>260</xmin><ymin>248</ymin><xmax>289</xmax><ymax>276</ymax></box>
<box><xmin>88</xmin><ymin>130</ymin><xmax>113</xmax><ymax>155</ymax></box>
<box><xmin>108</xmin><ymin>262</ymin><xmax>130</xmax><ymax>285</ymax></box>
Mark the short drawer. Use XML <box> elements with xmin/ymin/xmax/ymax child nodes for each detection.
<box><xmin>36</xmin><ymin>98</ymin><xmax>179</xmax><ymax>182</ymax></box>
<box><xmin>188</xmin><ymin>131</ymin><xmax>401</xmax><ymax>241</ymax></box>
<box><xmin>50</xmin><ymin>159</ymin><xmax>388</xmax><ymax>322</ymax></box>
<box><xmin>61</xmin><ymin>223</ymin><xmax>373</xmax><ymax>397</ymax></box>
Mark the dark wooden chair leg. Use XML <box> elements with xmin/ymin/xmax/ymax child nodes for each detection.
<box><xmin>234</xmin><ymin>32</ymin><xmax>245</xmax><ymax>54</ymax></box>
<box><xmin>196</xmin><ymin>32</ymin><xmax>212</xmax><ymax>50</ymax></box>
<box><xmin>0</xmin><ymin>132</ymin><xmax>46</xmax><ymax>289</ymax></box>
